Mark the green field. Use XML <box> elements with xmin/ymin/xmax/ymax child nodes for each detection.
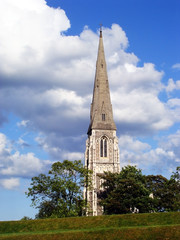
<box><xmin>0</xmin><ymin>212</ymin><xmax>180</xmax><ymax>240</ymax></box>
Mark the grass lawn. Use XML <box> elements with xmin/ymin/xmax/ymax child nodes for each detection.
<box><xmin>0</xmin><ymin>212</ymin><xmax>179</xmax><ymax>240</ymax></box>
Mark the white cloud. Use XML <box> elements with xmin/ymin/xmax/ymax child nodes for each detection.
<box><xmin>42</xmin><ymin>88</ymin><xmax>89</xmax><ymax>118</ymax></box>
<box><xmin>166</xmin><ymin>78</ymin><xmax>180</xmax><ymax>92</ymax></box>
<box><xmin>159</xmin><ymin>130</ymin><xmax>180</xmax><ymax>162</ymax></box>
<box><xmin>0</xmin><ymin>0</ymin><xmax>70</xmax><ymax>74</ymax></box>
<box><xmin>119</xmin><ymin>134</ymin><xmax>179</xmax><ymax>177</ymax></box>
<box><xmin>109</xmin><ymin>63</ymin><xmax>163</xmax><ymax>92</ymax></box>
<box><xmin>35</xmin><ymin>133</ymin><xmax>86</xmax><ymax>161</ymax></box>
<box><xmin>108</xmin><ymin>62</ymin><xmax>174</xmax><ymax>133</ymax></box>
<box><xmin>1</xmin><ymin>152</ymin><xmax>43</xmax><ymax>177</ymax></box>
<box><xmin>0</xmin><ymin>133</ymin><xmax>12</xmax><ymax>159</ymax></box>
<box><xmin>172</xmin><ymin>63</ymin><xmax>180</xmax><ymax>70</ymax></box>
<box><xmin>17</xmin><ymin>120</ymin><xmax>30</xmax><ymax>128</ymax></box>
<box><xmin>0</xmin><ymin>0</ymin><xmax>171</xmax><ymax>138</ymax></box>
<box><xmin>62</xmin><ymin>152</ymin><xmax>84</xmax><ymax>161</ymax></box>
<box><xmin>0</xmin><ymin>133</ymin><xmax>9</xmax><ymax>152</ymax></box>
<box><xmin>167</xmin><ymin>98</ymin><xmax>180</xmax><ymax>122</ymax></box>
<box><xmin>0</xmin><ymin>178</ymin><xmax>20</xmax><ymax>190</ymax></box>
<box><xmin>35</xmin><ymin>134</ymin><xmax>62</xmax><ymax>159</ymax></box>
<box><xmin>0</xmin><ymin>133</ymin><xmax>48</xmax><ymax>179</ymax></box>
<box><xmin>168</xmin><ymin>98</ymin><xmax>180</xmax><ymax>108</ymax></box>
<box><xmin>119</xmin><ymin>135</ymin><xmax>150</xmax><ymax>152</ymax></box>
<box><xmin>103</xmin><ymin>24</ymin><xmax>129</xmax><ymax>51</ymax></box>
<box><xmin>112</xmin><ymin>89</ymin><xmax>173</xmax><ymax>134</ymax></box>
<box><xmin>0</xmin><ymin>0</ymin><xmax>179</xmax><ymax>181</ymax></box>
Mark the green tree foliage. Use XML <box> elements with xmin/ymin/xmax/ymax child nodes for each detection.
<box><xmin>26</xmin><ymin>160</ymin><xmax>92</xmax><ymax>219</ymax></box>
<box><xmin>98</xmin><ymin>166</ymin><xmax>153</xmax><ymax>214</ymax></box>
<box><xmin>145</xmin><ymin>167</ymin><xmax>180</xmax><ymax>212</ymax></box>
<box><xmin>145</xmin><ymin>175</ymin><xmax>170</xmax><ymax>212</ymax></box>
<box><xmin>98</xmin><ymin>166</ymin><xmax>180</xmax><ymax>215</ymax></box>
<box><xmin>168</xmin><ymin>166</ymin><xmax>180</xmax><ymax>211</ymax></box>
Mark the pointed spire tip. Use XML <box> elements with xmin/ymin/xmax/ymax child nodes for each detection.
<box><xmin>100</xmin><ymin>23</ymin><xmax>103</xmax><ymax>38</ymax></box>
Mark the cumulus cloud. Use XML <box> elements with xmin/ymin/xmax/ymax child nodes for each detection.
<box><xmin>166</xmin><ymin>78</ymin><xmax>180</xmax><ymax>92</ymax></box>
<box><xmin>167</xmin><ymin>98</ymin><xmax>180</xmax><ymax>122</ymax></box>
<box><xmin>62</xmin><ymin>152</ymin><xmax>84</xmax><ymax>161</ymax></box>
<box><xmin>159</xmin><ymin>130</ymin><xmax>180</xmax><ymax>162</ymax></box>
<box><xmin>119</xmin><ymin>134</ymin><xmax>179</xmax><ymax>177</ymax></box>
<box><xmin>1</xmin><ymin>152</ymin><xmax>43</xmax><ymax>177</ymax></box>
<box><xmin>0</xmin><ymin>0</ymin><xmax>172</xmax><ymax>135</ymax></box>
<box><xmin>110</xmin><ymin>63</ymin><xmax>163</xmax><ymax>92</ymax></box>
<box><xmin>35</xmin><ymin>133</ymin><xmax>86</xmax><ymax>161</ymax></box>
<box><xmin>119</xmin><ymin>135</ymin><xmax>150</xmax><ymax>153</ymax></box>
<box><xmin>0</xmin><ymin>178</ymin><xmax>20</xmax><ymax>190</ymax></box>
<box><xmin>112</xmin><ymin>89</ymin><xmax>173</xmax><ymax>135</ymax></box>
<box><xmin>0</xmin><ymin>133</ymin><xmax>12</xmax><ymax>157</ymax></box>
<box><xmin>0</xmin><ymin>0</ymin><xmax>70</xmax><ymax>74</ymax></box>
<box><xmin>172</xmin><ymin>63</ymin><xmax>180</xmax><ymax>70</ymax></box>
<box><xmin>0</xmin><ymin>0</ymin><xmax>180</xmax><ymax>182</ymax></box>
<box><xmin>0</xmin><ymin>133</ymin><xmax>48</xmax><ymax>184</ymax></box>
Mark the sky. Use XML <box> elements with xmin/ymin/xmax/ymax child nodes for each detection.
<box><xmin>0</xmin><ymin>0</ymin><xmax>180</xmax><ymax>221</ymax></box>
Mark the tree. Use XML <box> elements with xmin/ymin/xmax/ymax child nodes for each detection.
<box><xmin>145</xmin><ymin>175</ymin><xmax>169</xmax><ymax>212</ymax></box>
<box><xmin>98</xmin><ymin>166</ymin><xmax>153</xmax><ymax>215</ymax></box>
<box><xmin>98</xmin><ymin>165</ymin><xmax>180</xmax><ymax>215</ymax></box>
<box><xmin>26</xmin><ymin>160</ymin><xmax>92</xmax><ymax>219</ymax></box>
<box><xmin>167</xmin><ymin>166</ymin><xmax>180</xmax><ymax>211</ymax></box>
<box><xmin>171</xmin><ymin>166</ymin><xmax>180</xmax><ymax>182</ymax></box>
<box><xmin>145</xmin><ymin>167</ymin><xmax>180</xmax><ymax>212</ymax></box>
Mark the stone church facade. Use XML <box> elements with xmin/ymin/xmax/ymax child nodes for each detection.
<box><xmin>84</xmin><ymin>29</ymin><xmax>120</xmax><ymax>216</ymax></box>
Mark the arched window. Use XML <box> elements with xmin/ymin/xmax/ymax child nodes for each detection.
<box><xmin>100</xmin><ymin>137</ymin><xmax>108</xmax><ymax>158</ymax></box>
<box><xmin>102</xmin><ymin>114</ymin><xmax>105</xmax><ymax>121</ymax></box>
<box><xmin>104</xmin><ymin>139</ymin><xmax>107</xmax><ymax>157</ymax></box>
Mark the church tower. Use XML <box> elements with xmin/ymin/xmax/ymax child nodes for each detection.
<box><xmin>84</xmin><ymin>28</ymin><xmax>120</xmax><ymax>216</ymax></box>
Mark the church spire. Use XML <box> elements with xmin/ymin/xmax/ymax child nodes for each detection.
<box><xmin>84</xmin><ymin>27</ymin><xmax>120</xmax><ymax>216</ymax></box>
<box><xmin>88</xmin><ymin>28</ymin><xmax>116</xmax><ymax>135</ymax></box>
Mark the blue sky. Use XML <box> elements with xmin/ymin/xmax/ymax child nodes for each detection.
<box><xmin>0</xmin><ymin>0</ymin><xmax>180</xmax><ymax>220</ymax></box>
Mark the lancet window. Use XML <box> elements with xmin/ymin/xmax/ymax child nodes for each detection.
<box><xmin>100</xmin><ymin>136</ymin><xmax>108</xmax><ymax>157</ymax></box>
<box><xmin>102</xmin><ymin>113</ymin><xmax>105</xmax><ymax>121</ymax></box>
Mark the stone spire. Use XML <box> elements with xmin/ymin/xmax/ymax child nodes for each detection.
<box><xmin>88</xmin><ymin>29</ymin><xmax>116</xmax><ymax>135</ymax></box>
<box><xmin>84</xmin><ymin>27</ymin><xmax>120</xmax><ymax>216</ymax></box>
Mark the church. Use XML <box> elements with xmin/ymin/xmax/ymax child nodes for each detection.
<box><xmin>84</xmin><ymin>28</ymin><xmax>120</xmax><ymax>216</ymax></box>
